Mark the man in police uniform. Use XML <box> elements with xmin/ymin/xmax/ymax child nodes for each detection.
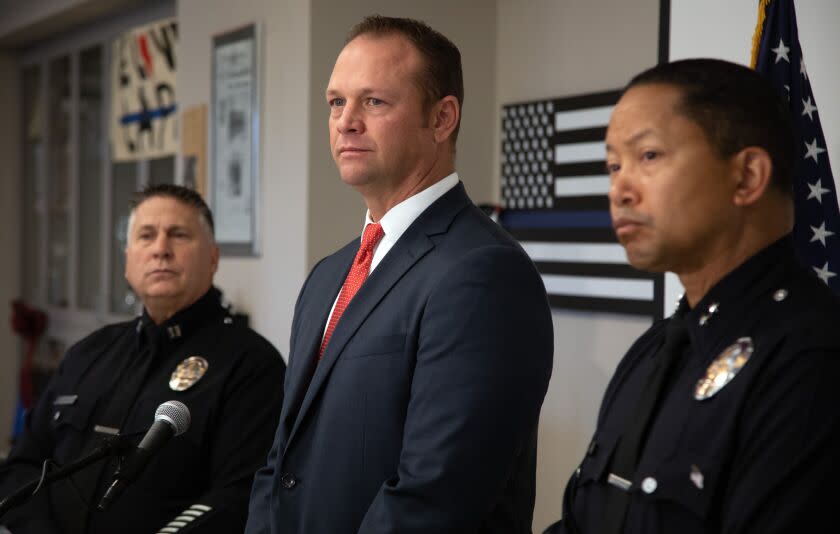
<box><xmin>0</xmin><ymin>185</ymin><xmax>285</xmax><ymax>533</ymax></box>
<box><xmin>547</xmin><ymin>59</ymin><xmax>840</xmax><ymax>533</ymax></box>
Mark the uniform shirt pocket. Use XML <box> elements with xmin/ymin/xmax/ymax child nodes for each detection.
<box><xmin>50</xmin><ymin>393</ymin><xmax>98</xmax><ymax>463</ymax></box>
<box><xmin>575</xmin><ymin>429</ymin><xmax>620</xmax><ymax>487</ymax></box>
<box><xmin>643</xmin><ymin>451</ymin><xmax>723</xmax><ymax>521</ymax></box>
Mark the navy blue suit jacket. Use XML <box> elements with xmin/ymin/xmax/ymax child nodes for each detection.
<box><xmin>246</xmin><ymin>183</ymin><xmax>553</xmax><ymax>533</ymax></box>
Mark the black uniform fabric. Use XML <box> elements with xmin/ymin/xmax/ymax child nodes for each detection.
<box><xmin>0</xmin><ymin>287</ymin><xmax>285</xmax><ymax>534</ymax></box>
<box><xmin>559</xmin><ymin>236</ymin><xmax>840</xmax><ymax>534</ymax></box>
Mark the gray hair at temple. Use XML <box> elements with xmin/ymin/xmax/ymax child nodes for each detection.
<box><xmin>126</xmin><ymin>183</ymin><xmax>215</xmax><ymax>242</ymax></box>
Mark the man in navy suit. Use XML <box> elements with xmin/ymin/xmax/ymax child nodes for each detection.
<box><xmin>245</xmin><ymin>15</ymin><xmax>553</xmax><ymax>534</ymax></box>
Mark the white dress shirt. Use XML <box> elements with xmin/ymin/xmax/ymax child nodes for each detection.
<box><xmin>321</xmin><ymin>172</ymin><xmax>460</xmax><ymax>341</ymax></box>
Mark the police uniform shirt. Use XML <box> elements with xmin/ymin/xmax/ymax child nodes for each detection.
<box><xmin>562</xmin><ymin>236</ymin><xmax>840</xmax><ymax>534</ymax></box>
<box><xmin>0</xmin><ymin>287</ymin><xmax>285</xmax><ymax>534</ymax></box>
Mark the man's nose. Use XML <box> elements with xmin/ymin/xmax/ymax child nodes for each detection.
<box><xmin>608</xmin><ymin>166</ymin><xmax>639</xmax><ymax>207</ymax></box>
<box><xmin>335</xmin><ymin>101</ymin><xmax>364</xmax><ymax>135</ymax></box>
<box><xmin>150</xmin><ymin>235</ymin><xmax>173</xmax><ymax>257</ymax></box>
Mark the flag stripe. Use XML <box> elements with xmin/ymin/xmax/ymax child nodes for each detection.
<box><xmin>555</xmin><ymin>175</ymin><xmax>611</xmax><ymax>196</ymax></box>
<box><xmin>554</xmin><ymin>107</ymin><xmax>614</xmax><ymax>132</ymax></box>
<box><xmin>502</xmin><ymin>210</ymin><xmax>612</xmax><ymax>229</ymax></box>
<box><xmin>542</xmin><ymin>274</ymin><xmax>654</xmax><ymax>300</ymax></box>
<box><xmin>554</xmin><ymin>161</ymin><xmax>609</xmax><ymax>177</ymax></box>
<box><xmin>547</xmin><ymin>295</ymin><xmax>657</xmax><ymax>316</ymax></box>
<box><xmin>534</xmin><ymin>261</ymin><xmax>652</xmax><ymax>279</ymax></box>
<box><xmin>545</xmin><ymin>196</ymin><xmax>609</xmax><ymax>211</ymax></box>
<box><xmin>521</xmin><ymin>242</ymin><xmax>627</xmax><ymax>264</ymax></box>
<box><xmin>509</xmin><ymin>227</ymin><xmax>617</xmax><ymax>243</ymax></box>
<box><xmin>554</xmin><ymin>142</ymin><xmax>605</xmax><ymax>164</ymax></box>
<box><xmin>553</xmin><ymin>127</ymin><xmax>608</xmax><ymax>145</ymax></box>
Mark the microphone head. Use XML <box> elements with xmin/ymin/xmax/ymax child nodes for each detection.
<box><xmin>154</xmin><ymin>401</ymin><xmax>191</xmax><ymax>436</ymax></box>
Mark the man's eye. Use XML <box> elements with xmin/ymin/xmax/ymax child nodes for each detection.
<box><xmin>367</xmin><ymin>98</ymin><xmax>383</xmax><ymax>106</ymax></box>
<box><xmin>642</xmin><ymin>151</ymin><xmax>659</xmax><ymax>161</ymax></box>
<box><xmin>606</xmin><ymin>162</ymin><xmax>620</xmax><ymax>173</ymax></box>
<box><xmin>329</xmin><ymin>98</ymin><xmax>345</xmax><ymax>107</ymax></box>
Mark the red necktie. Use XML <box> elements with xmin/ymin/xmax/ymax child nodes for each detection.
<box><xmin>319</xmin><ymin>223</ymin><xmax>385</xmax><ymax>359</ymax></box>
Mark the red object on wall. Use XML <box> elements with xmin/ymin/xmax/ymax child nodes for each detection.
<box><xmin>10</xmin><ymin>300</ymin><xmax>48</xmax><ymax>409</ymax></box>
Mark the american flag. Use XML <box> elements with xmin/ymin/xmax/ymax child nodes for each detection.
<box><xmin>752</xmin><ymin>0</ymin><xmax>840</xmax><ymax>292</ymax></box>
<box><xmin>499</xmin><ymin>91</ymin><xmax>663</xmax><ymax>317</ymax></box>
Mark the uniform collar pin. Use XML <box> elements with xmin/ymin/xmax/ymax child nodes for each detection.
<box><xmin>698</xmin><ymin>302</ymin><xmax>720</xmax><ymax>326</ymax></box>
<box><xmin>690</xmin><ymin>464</ymin><xmax>704</xmax><ymax>489</ymax></box>
<box><xmin>167</xmin><ymin>324</ymin><xmax>183</xmax><ymax>339</ymax></box>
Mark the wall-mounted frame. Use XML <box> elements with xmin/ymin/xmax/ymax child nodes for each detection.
<box><xmin>498</xmin><ymin>90</ymin><xmax>664</xmax><ymax>319</ymax></box>
<box><xmin>211</xmin><ymin>22</ymin><xmax>261</xmax><ymax>256</ymax></box>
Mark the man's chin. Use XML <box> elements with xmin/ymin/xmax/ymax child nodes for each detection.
<box><xmin>337</xmin><ymin>165</ymin><xmax>376</xmax><ymax>186</ymax></box>
<box><xmin>140</xmin><ymin>284</ymin><xmax>183</xmax><ymax>300</ymax></box>
<box><xmin>623</xmin><ymin>247</ymin><xmax>667</xmax><ymax>274</ymax></box>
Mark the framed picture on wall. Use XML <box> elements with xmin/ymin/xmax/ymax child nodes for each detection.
<box><xmin>211</xmin><ymin>22</ymin><xmax>261</xmax><ymax>256</ymax></box>
<box><xmin>498</xmin><ymin>90</ymin><xmax>664</xmax><ymax>318</ymax></box>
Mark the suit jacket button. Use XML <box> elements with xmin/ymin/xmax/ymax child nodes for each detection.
<box><xmin>281</xmin><ymin>473</ymin><xmax>297</xmax><ymax>489</ymax></box>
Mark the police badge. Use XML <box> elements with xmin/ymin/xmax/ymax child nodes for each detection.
<box><xmin>694</xmin><ymin>337</ymin><xmax>753</xmax><ymax>401</ymax></box>
<box><xmin>170</xmin><ymin>356</ymin><xmax>209</xmax><ymax>391</ymax></box>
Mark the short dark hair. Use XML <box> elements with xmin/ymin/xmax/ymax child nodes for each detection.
<box><xmin>625</xmin><ymin>58</ymin><xmax>794</xmax><ymax>196</ymax></box>
<box><xmin>130</xmin><ymin>183</ymin><xmax>215</xmax><ymax>236</ymax></box>
<box><xmin>347</xmin><ymin>14</ymin><xmax>464</xmax><ymax>143</ymax></box>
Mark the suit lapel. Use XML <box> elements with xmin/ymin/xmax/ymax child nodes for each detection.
<box><xmin>284</xmin><ymin>183</ymin><xmax>471</xmax><ymax>453</ymax></box>
<box><xmin>279</xmin><ymin>246</ymin><xmax>355</xmax><ymax>441</ymax></box>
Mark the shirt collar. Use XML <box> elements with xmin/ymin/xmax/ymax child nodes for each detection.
<box><xmin>136</xmin><ymin>286</ymin><xmax>228</xmax><ymax>351</ymax></box>
<box><xmin>361</xmin><ymin>172</ymin><xmax>460</xmax><ymax>244</ymax></box>
<box><xmin>682</xmin><ymin>235</ymin><xmax>796</xmax><ymax>361</ymax></box>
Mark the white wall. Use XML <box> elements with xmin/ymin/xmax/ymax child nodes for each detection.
<box><xmin>496</xmin><ymin>1</ymin><xmax>660</xmax><ymax>530</ymax></box>
<box><xmin>0</xmin><ymin>53</ymin><xmax>21</xmax><ymax>452</ymax></box>
<box><xmin>666</xmin><ymin>0</ymin><xmax>840</xmax><ymax>315</ymax></box>
<box><xmin>178</xmin><ymin>0</ymin><xmax>311</xmax><ymax>357</ymax></box>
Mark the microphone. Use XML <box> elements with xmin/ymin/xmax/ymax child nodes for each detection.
<box><xmin>97</xmin><ymin>400</ymin><xmax>190</xmax><ymax>510</ymax></box>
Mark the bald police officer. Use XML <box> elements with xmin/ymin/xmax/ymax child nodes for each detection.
<box><xmin>549</xmin><ymin>59</ymin><xmax>840</xmax><ymax>533</ymax></box>
<box><xmin>0</xmin><ymin>184</ymin><xmax>285</xmax><ymax>534</ymax></box>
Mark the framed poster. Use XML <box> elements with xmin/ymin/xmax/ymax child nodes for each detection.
<box><xmin>498</xmin><ymin>90</ymin><xmax>664</xmax><ymax>318</ymax></box>
<box><xmin>211</xmin><ymin>23</ymin><xmax>261</xmax><ymax>255</ymax></box>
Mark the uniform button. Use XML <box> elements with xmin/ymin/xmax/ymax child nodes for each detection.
<box><xmin>53</xmin><ymin>411</ymin><xmax>61</xmax><ymax>421</ymax></box>
<box><xmin>280</xmin><ymin>473</ymin><xmax>297</xmax><ymax>489</ymax></box>
<box><xmin>641</xmin><ymin>476</ymin><xmax>657</xmax><ymax>494</ymax></box>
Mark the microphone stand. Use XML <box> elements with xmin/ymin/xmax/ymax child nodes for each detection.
<box><xmin>0</xmin><ymin>435</ymin><xmax>132</xmax><ymax>519</ymax></box>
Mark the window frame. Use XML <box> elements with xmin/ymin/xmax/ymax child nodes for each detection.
<box><xmin>18</xmin><ymin>2</ymin><xmax>176</xmax><ymax>346</ymax></box>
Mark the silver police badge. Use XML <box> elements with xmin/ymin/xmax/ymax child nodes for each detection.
<box><xmin>694</xmin><ymin>337</ymin><xmax>753</xmax><ymax>401</ymax></box>
<box><xmin>170</xmin><ymin>356</ymin><xmax>209</xmax><ymax>391</ymax></box>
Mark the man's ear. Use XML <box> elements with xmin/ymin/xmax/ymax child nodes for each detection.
<box><xmin>731</xmin><ymin>146</ymin><xmax>774</xmax><ymax>207</ymax></box>
<box><xmin>431</xmin><ymin>95</ymin><xmax>460</xmax><ymax>145</ymax></box>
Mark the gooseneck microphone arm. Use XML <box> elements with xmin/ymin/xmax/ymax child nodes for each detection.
<box><xmin>0</xmin><ymin>400</ymin><xmax>191</xmax><ymax>519</ymax></box>
<box><xmin>0</xmin><ymin>435</ymin><xmax>131</xmax><ymax>519</ymax></box>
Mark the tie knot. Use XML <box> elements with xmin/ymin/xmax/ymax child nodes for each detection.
<box><xmin>361</xmin><ymin>223</ymin><xmax>384</xmax><ymax>251</ymax></box>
